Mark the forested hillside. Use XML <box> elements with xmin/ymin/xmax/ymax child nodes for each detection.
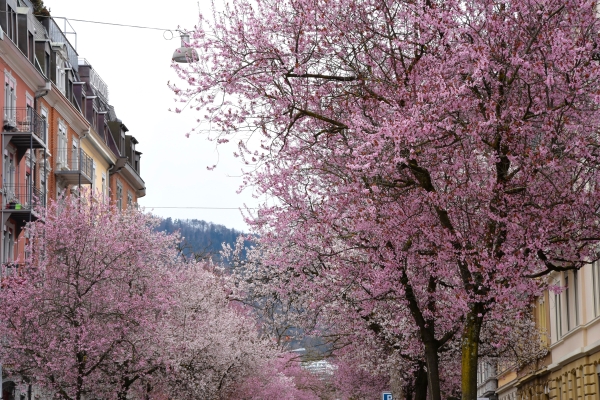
<box><xmin>157</xmin><ymin>218</ymin><xmax>245</xmax><ymax>260</ymax></box>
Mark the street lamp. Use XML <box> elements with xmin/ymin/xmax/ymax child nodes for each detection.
<box><xmin>172</xmin><ymin>32</ymin><xmax>198</xmax><ymax>63</ymax></box>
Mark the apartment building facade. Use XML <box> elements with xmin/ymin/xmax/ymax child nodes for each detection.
<box><xmin>479</xmin><ymin>262</ymin><xmax>600</xmax><ymax>400</ymax></box>
<box><xmin>1</xmin><ymin>2</ymin><xmax>146</xmax><ymax>398</ymax></box>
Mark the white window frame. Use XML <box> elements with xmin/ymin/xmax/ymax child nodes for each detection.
<box><xmin>3</xmin><ymin>227</ymin><xmax>14</xmax><ymax>263</ymax></box>
<box><xmin>56</xmin><ymin>54</ymin><xmax>66</xmax><ymax>95</ymax></box>
<box><xmin>71</xmin><ymin>137</ymin><xmax>79</xmax><ymax>170</ymax></box>
<box><xmin>4</xmin><ymin>71</ymin><xmax>17</xmax><ymax>126</ymax></box>
<box><xmin>25</xmin><ymin>171</ymin><xmax>31</xmax><ymax>207</ymax></box>
<box><xmin>40</xmin><ymin>162</ymin><xmax>48</xmax><ymax>207</ymax></box>
<box><xmin>101</xmin><ymin>172</ymin><xmax>107</xmax><ymax>201</ymax></box>
<box><xmin>593</xmin><ymin>261</ymin><xmax>600</xmax><ymax>318</ymax></box>
<box><xmin>41</xmin><ymin>107</ymin><xmax>48</xmax><ymax>142</ymax></box>
<box><xmin>25</xmin><ymin>92</ymin><xmax>34</xmax><ymax>129</ymax></box>
<box><xmin>573</xmin><ymin>269</ymin><xmax>579</xmax><ymax>327</ymax></box>
<box><xmin>91</xmin><ymin>161</ymin><xmax>96</xmax><ymax>192</ymax></box>
<box><xmin>564</xmin><ymin>270</ymin><xmax>579</xmax><ymax>332</ymax></box>
<box><xmin>565</xmin><ymin>274</ymin><xmax>571</xmax><ymax>332</ymax></box>
<box><xmin>554</xmin><ymin>278</ymin><xmax>563</xmax><ymax>340</ymax></box>
<box><xmin>3</xmin><ymin>150</ymin><xmax>15</xmax><ymax>205</ymax></box>
<box><xmin>58</xmin><ymin>122</ymin><xmax>67</xmax><ymax>168</ymax></box>
<box><xmin>116</xmin><ymin>181</ymin><xmax>123</xmax><ymax>210</ymax></box>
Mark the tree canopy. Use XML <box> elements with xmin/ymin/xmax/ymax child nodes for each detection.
<box><xmin>173</xmin><ymin>0</ymin><xmax>600</xmax><ymax>397</ymax></box>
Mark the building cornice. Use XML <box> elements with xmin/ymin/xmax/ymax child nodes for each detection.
<box><xmin>83</xmin><ymin>127</ymin><xmax>117</xmax><ymax>165</ymax></box>
<box><xmin>547</xmin><ymin>338</ymin><xmax>600</xmax><ymax>371</ymax></box>
<box><xmin>117</xmin><ymin>162</ymin><xmax>146</xmax><ymax>197</ymax></box>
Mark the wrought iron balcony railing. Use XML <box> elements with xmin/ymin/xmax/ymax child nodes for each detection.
<box><xmin>3</xmin><ymin>107</ymin><xmax>47</xmax><ymax>145</ymax></box>
<box><xmin>55</xmin><ymin>147</ymin><xmax>94</xmax><ymax>185</ymax></box>
<box><xmin>1</xmin><ymin>262</ymin><xmax>25</xmax><ymax>277</ymax></box>
<box><xmin>1</xmin><ymin>185</ymin><xmax>46</xmax><ymax>210</ymax></box>
<box><xmin>56</xmin><ymin>147</ymin><xmax>93</xmax><ymax>175</ymax></box>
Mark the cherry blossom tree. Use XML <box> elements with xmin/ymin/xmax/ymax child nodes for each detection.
<box><xmin>0</xmin><ymin>196</ymin><xmax>294</xmax><ymax>399</ymax></box>
<box><xmin>154</xmin><ymin>263</ymin><xmax>281</xmax><ymax>399</ymax></box>
<box><xmin>174</xmin><ymin>0</ymin><xmax>600</xmax><ymax>397</ymax></box>
<box><xmin>0</xmin><ymin>196</ymin><xmax>181</xmax><ymax>399</ymax></box>
<box><xmin>225</xmin><ymin>224</ymin><xmax>544</xmax><ymax>398</ymax></box>
<box><xmin>330</xmin><ymin>352</ymin><xmax>391</xmax><ymax>400</ymax></box>
<box><xmin>229</xmin><ymin>352</ymin><xmax>328</xmax><ymax>400</ymax></box>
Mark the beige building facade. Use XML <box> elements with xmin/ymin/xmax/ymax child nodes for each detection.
<box><xmin>493</xmin><ymin>263</ymin><xmax>600</xmax><ymax>400</ymax></box>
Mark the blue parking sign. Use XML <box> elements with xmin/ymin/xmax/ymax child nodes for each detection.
<box><xmin>382</xmin><ymin>392</ymin><xmax>393</xmax><ymax>400</ymax></box>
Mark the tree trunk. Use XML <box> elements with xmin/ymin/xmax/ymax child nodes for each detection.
<box><xmin>389</xmin><ymin>367</ymin><xmax>405</xmax><ymax>400</ymax></box>
<box><xmin>461</xmin><ymin>305</ymin><xmax>484</xmax><ymax>400</ymax></box>
<box><xmin>117</xmin><ymin>388</ymin><xmax>128</xmax><ymax>400</ymax></box>
<box><xmin>413</xmin><ymin>362</ymin><xmax>428</xmax><ymax>400</ymax></box>
<box><xmin>424</xmin><ymin>342</ymin><xmax>442</xmax><ymax>400</ymax></box>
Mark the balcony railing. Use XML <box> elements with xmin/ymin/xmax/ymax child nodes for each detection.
<box><xmin>55</xmin><ymin>147</ymin><xmax>94</xmax><ymax>185</ymax></box>
<box><xmin>3</xmin><ymin>108</ymin><xmax>47</xmax><ymax>146</ymax></box>
<box><xmin>1</xmin><ymin>262</ymin><xmax>26</xmax><ymax>278</ymax></box>
<box><xmin>1</xmin><ymin>184</ymin><xmax>46</xmax><ymax>210</ymax></box>
<box><xmin>80</xmin><ymin>58</ymin><xmax>110</xmax><ymax>101</ymax></box>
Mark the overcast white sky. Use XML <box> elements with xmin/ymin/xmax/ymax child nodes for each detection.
<box><xmin>45</xmin><ymin>0</ymin><xmax>257</xmax><ymax>231</ymax></box>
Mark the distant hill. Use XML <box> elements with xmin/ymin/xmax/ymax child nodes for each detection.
<box><xmin>157</xmin><ymin>218</ymin><xmax>246</xmax><ymax>261</ymax></box>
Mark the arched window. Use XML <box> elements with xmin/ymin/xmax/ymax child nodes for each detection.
<box><xmin>2</xmin><ymin>380</ymin><xmax>15</xmax><ymax>400</ymax></box>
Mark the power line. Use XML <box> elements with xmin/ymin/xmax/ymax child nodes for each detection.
<box><xmin>35</xmin><ymin>15</ymin><xmax>175</xmax><ymax>32</ymax></box>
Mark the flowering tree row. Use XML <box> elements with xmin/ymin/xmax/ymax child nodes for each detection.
<box><xmin>173</xmin><ymin>0</ymin><xmax>600</xmax><ymax>398</ymax></box>
<box><xmin>0</xmin><ymin>196</ymin><xmax>322</xmax><ymax>399</ymax></box>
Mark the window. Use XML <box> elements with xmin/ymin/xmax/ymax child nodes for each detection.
<box><xmin>28</xmin><ymin>32</ymin><xmax>34</xmax><ymax>62</ymax></box>
<box><xmin>45</xmin><ymin>52</ymin><xmax>51</xmax><ymax>78</ymax></box>
<box><xmin>40</xmin><ymin>165</ymin><xmax>47</xmax><ymax>207</ymax></box>
<box><xmin>26</xmin><ymin>172</ymin><xmax>31</xmax><ymax>206</ymax></box>
<box><xmin>56</xmin><ymin>54</ymin><xmax>66</xmax><ymax>94</ymax></box>
<box><xmin>565</xmin><ymin>274</ymin><xmax>570</xmax><ymax>332</ymax></box>
<box><xmin>3</xmin><ymin>228</ymin><xmax>14</xmax><ymax>263</ymax></box>
<box><xmin>23</xmin><ymin>93</ymin><xmax>34</xmax><ymax>133</ymax></box>
<box><xmin>41</xmin><ymin>107</ymin><xmax>48</xmax><ymax>143</ymax></box>
<box><xmin>593</xmin><ymin>261</ymin><xmax>600</xmax><ymax>318</ymax></box>
<box><xmin>58</xmin><ymin>122</ymin><xmax>67</xmax><ymax>168</ymax></box>
<box><xmin>66</xmin><ymin>70</ymin><xmax>73</xmax><ymax>101</ymax></box>
<box><xmin>6</xmin><ymin>6</ymin><xmax>16</xmax><ymax>41</ymax></box>
<box><xmin>127</xmin><ymin>191</ymin><xmax>133</xmax><ymax>208</ymax></box>
<box><xmin>101</xmin><ymin>173</ymin><xmax>107</xmax><ymax>201</ymax></box>
<box><xmin>564</xmin><ymin>271</ymin><xmax>579</xmax><ymax>332</ymax></box>
<box><xmin>91</xmin><ymin>161</ymin><xmax>96</xmax><ymax>192</ymax></box>
<box><xmin>4</xmin><ymin>72</ymin><xmax>17</xmax><ymax>126</ymax></box>
<box><xmin>596</xmin><ymin>365</ymin><xmax>600</xmax><ymax>397</ymax></box>
<box><xmin>554</xmin><ymin>283</ymin><xmax>562</xmax><ymax>339</ymax></box>
<box><xmin>71</xmin><ymin>138</ymin><xmax>79</xmax><ymax>170</ymax></box>
<box><xmin>3</xmin><ymin>152</ymin><xmax>15</xmax><ymax>205</ymax></box>
<box><xmin>116</xmin><ymin>182</ymin><xmax>123</xmax><ymax>210</ymax></box>
<box><xmin>56</xmin><ymin>182</ymin><xmax>64</xmax><ymax>199</ymax></box>
<box><xmin>538</xmin><ymin>296</ymin><xmax>548</xmax><ymax>346</ymax></box>
<box><xmin>555</xmin><ymin>271</ymin><xmax>580</xmax><ymax>338</ymax></box>
<box><xmin>573</xmin><ymin>270</ymin><xmax>579</xmax><ymax>327</ymax></box>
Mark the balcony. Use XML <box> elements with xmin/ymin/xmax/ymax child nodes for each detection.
<box><xmin>55</xmin><ymin>147</ymin><xmax>93</xmax><ymax>185</ymax></box>
<box><xmin>3</xmin><ymin>108</ymin><xmax>47</xmax><ymax>150</ymax></box>
<box><xmin>1</xmin><ymin>262</ymin><xmax>26</xmax><ymax>278</ymax></box>
<box><xmin>1</xmin><ymin>184</ymin><xmax>46</xmax><ymax>225</ymax></box>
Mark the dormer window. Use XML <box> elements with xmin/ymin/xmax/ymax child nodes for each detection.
<box><xmin>52</xmin><ymin>45</ymin><xmax>69</xmax><ymax>95</ymax></box>
<box><xmin>56</xmin><ymin>58</ymin><xmax>66</xmax><ymax>94</ymax></box>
